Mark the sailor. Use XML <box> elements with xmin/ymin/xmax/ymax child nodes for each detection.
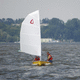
<box><xmin>47</xmin><ymin>52</ymin><xmax>53</xmax><ymax>63</ymax></box>
<box><xmin>33</xmin><ymin>56</ymin><xmax>40</xmax><ymax>61</ymax></box>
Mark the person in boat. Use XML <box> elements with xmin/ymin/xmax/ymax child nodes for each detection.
<box><xmin>33</xmin><ymin>56</ymin><xmax>40</xmax><ymax>61</ymax></box>
<box><xmin>47</xmin><ymin>52</ymin><xmax>53</xmax><ymax>63</ymax></box>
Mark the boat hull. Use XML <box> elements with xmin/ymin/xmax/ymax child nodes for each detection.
<box><xmin>32</xmin><ymin>61</ymin><xmax>52</xmax><ymax>66</ymax></box>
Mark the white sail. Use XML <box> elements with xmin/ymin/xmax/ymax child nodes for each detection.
<box><xmin>20</xmin><ymin>10</ymin><xmax>41</xmax><ymax>56</ymax></box>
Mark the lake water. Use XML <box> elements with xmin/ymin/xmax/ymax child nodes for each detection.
<box><xmin>0</xmin><ymin>42</ymin><xmax>80</xmax><ymax>80</ymax></box>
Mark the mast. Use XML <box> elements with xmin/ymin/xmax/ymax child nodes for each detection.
<box><xmin>40</xmin><ymin>56</ymin><xmax>41</xmax><ymax>61</ymax></box>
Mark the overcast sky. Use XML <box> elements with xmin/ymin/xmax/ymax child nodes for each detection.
<box><xmin>0</xmin><ymin>0</ymin><xmax>80</xmax><ymax>22</ymax></box>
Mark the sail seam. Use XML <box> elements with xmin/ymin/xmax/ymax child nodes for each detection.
<box><xmin>21</xmin><ymin>43</ymin><xmax>41</xmax><ymax>48</ymax></box>
<box><xmin>21</xmin><ymin>33</ymin><xmax>41</xmax><ymax>36</ymax></box>
<box><xmin>29</xmin><ymin>14</ymin><xmax>39</xmax><ymax>20</ymax></box>
<box><xmin>22</xmin><ymin>23</ymin><xmax>40</xmax><ymax>28</ymax></box>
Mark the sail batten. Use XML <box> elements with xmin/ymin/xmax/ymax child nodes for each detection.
<box><xmin>22</xmin><ymin>23</ymin><xmax>40</xmax><ymax>27</ymax></box>
<box><xmin>21</xmin><ymin>33</ymin><xmax>41</xmax><ymax>36</ymax></box>
<box><xmin>20</xmin><ymin>10</ymin><xmax>41</xmax><ymax>56</ymax></box>
<box><xmin>21</xmin><ymin>43</ymin><xmax>41</xmax><ymax>47</ymax></box>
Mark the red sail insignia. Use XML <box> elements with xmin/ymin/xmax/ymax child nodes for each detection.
<box><xmin>30</xmin><ymin>19</ymin><xmax>34</xmax><ymax>24</ymax></box>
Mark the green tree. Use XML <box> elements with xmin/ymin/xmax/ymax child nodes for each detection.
<box><xmin>42</xmin><ymin>18</ymin><xmax>49</xmax><ymax>23</ymax></box>
<box><xmin>2</xmin><ymin>31</ymin><xmax>7</xmax><ymax>42</ymax></box>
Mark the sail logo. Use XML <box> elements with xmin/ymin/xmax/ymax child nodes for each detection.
<box><xmin>30</xmin><ymin>19</ymin><xmax>34</xmax><ymax>24</ymax></box>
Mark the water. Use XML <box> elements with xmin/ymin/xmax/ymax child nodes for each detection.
<box><xmin>0</xmin><ymin>42</ymin><xmax>80</xmax><ymax>80</ymax></box>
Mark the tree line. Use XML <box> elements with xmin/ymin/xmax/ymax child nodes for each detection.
<box><xmin>41</xmin><ymin>18</ymin><xmax>80</xmax><ymax>42</ymax></box>
<box><xmin>0</xmin><ymin>18</ymin><xmax>22</xmax><ymax>42</ymax></box>
<box><xmin>0</xmin><ymin>18</ymin><xmax>80</xmax><ymax>42</ymax></box>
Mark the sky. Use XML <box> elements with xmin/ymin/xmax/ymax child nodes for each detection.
<box><xmin>0</xmin><ymin>0</ymin><xmax>80</xmax><ymax>22</ymax></box>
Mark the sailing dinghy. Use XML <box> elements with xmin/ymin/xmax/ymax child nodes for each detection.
<box><xmin>20</xmin><ymin>10</ymin><xmax>52</xmax><ymax>66</ymax></box>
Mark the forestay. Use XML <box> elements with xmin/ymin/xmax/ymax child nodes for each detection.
<box><xmin>20</xmin><ymin>10</ymin><xmax>41</xmax><ymax>56</ymax></box>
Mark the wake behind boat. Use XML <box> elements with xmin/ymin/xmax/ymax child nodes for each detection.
<box><xmin>20</xmin><ymin>10</ymin><xmax>52</xmax><ymax>66</ymax></box>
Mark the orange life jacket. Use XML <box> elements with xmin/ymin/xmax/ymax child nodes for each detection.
<box><xmin>48</xmin><ymin>54</ymin><xmax>53</xmax><ymax>60</ymax></box>
<box><xmin>35</xmin><ymin>57</ymin><xmax>40</xmax><ymax>61</ymax></box>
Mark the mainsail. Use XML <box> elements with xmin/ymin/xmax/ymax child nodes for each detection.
<box><xmin>20</xmin><ymin>10</ymin><xmax>41</xmax><ymax>56</ymax></box>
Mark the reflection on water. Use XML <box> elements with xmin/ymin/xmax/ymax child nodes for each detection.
<box><xmin>0</xmin><ymin>42</ymin><xmax>80</xmax><ymax>80</ymax></box>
